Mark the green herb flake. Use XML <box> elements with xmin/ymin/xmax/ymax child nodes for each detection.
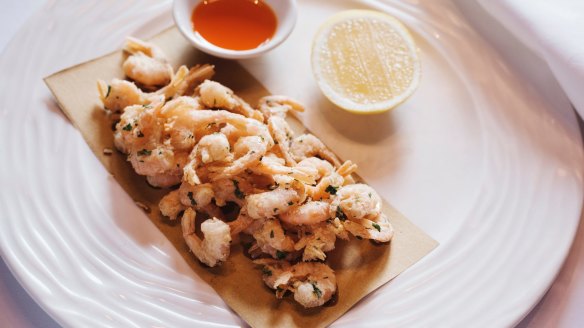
<box><xmin>276</xmin><ymin>250</ymin><xmax>287</xmax><ymax>260</ymax></box>
<box><xmin>187</xmin><ymin>192</ymin><xmax>197</xmax><ymax>206</ymax></box>
<box><xmin>122</xmin><ymin>123</ymin><xmax>132</xmax><ymax>131</ymax></box>
<box><xmin>287</xmin><ymin>201</ymin><xmax>293</xmax><ymax>206</ymax></box>
<box><xmin>311</xmin><ymin>283</ymin><xmax>322</xmax><ymax>298</ymax></box>
<box><xmin>325</xmin><ymin>185</ymin><xmax>339</xmax><ymax>195</ymax></box>
<box><xmin>262</xmin><ymin>267</ymin><xmax>272</xmax><ymax>276</ymax></box>
<box><xmin>105</xmin><ymin>85</ymin><xmax>111</xmax><ymax>98</ymax></box>
<box><xmin>137</xmin><ymin>149</ymin><xmax>151</xmax><ymax>156</ymax></box>
<box><xmin>270</xmin><ymin>230</ymin><xmax>274</xmax><ymax>238</ymax></box>
<box><xmin>368</xmin><ymin>192</ymin><xmax>372</xmax><ymax>198</ymax></box>
<box><xmin>372</xmin><ymin>223</ymin><xmax>381</xmax><ymax>232</ymax></box>
<box><xmin>137</xmin><ymin>131</ymin><xmax>144</xmax><ymax>138</ymax></box>
<box><xmin>232</xmin><ymin>180</ymin><xmax>245</xmax><ymax>199</ymax></box>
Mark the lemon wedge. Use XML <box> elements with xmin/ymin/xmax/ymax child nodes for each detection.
<box><xmin>311</xmin><ymin>10</ymin><xmax>421</xmax><ymax>114</ymax></box>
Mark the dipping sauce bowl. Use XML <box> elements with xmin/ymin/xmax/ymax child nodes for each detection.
<box><xmin>174</xmin><ymin>0</ymin><xmax>298</xmax><ymax>59</ymax></box>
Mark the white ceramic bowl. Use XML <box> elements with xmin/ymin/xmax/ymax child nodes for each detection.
<box><xmin>173</xmin><ymin>0</ymin><xmax>298</xmax><ymax>59</ymax></box>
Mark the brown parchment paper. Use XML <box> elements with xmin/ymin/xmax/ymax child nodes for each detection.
<box><xmin>44</xmin><ymin>27</ymin><xmax>438</xmax><ymax>328</ymax></box>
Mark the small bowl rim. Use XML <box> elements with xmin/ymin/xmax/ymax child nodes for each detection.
<box><xmin>173</xmin><ymin>0</ymin><xmax>298</xmax><ymax>59</ymax></box>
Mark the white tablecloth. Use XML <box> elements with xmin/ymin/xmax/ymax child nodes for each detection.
<box><xmin>479</xmin><ymin>0</ymin><xmax>584</xmax><ymax>120</ymax></box>
<box><xmin>1</xmin><ymin>1</ymin><xmax>583</xmax><ymax>327</ymax></box>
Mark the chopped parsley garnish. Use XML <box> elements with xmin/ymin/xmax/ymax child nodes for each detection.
<box><xmin>336</xmin><ymin>206</ymin><xmax>347</xmax><ymax>221</ymax></box>
<box><xmin>232</xmin><ymin>180</ymin><xmax>245</xmax><ymax>199</ymax></box>
<box><xmin>262</xmin><ymin>267</ymin><xmax>272</xmax><ymax>276</ymax></box>
<box><xmin>368</xmin><ymin>192</ymin><xmax>372</xmax><ymax>198</ymax></box>
<box><xmin>288</xmin><ymin>201</ymin><xmax>294</xmax><ymax>206</ymax></box>
<box><xmin>142</xmin><ymin>104</ymin><xmax>152</xmax><ymax>109</ymax></box>
<box><xmin>105</xmin><ymin>85</ymin><xmax>111</xmax><ymax>98</ymax></box>
<box><xmin>137</xmin><ymin>130</ymin><xmax>144</xmax><ymax>138</ymax></box>
<box><xmin>311</xmin><ymin>283</ymin><xmax>322</xmax><ymax>298</ymax></box>
<box><xmin>187</xmin><ymin>192</ymin><xmax>197</xmax><ymax>206</ymax></box>
<box><xmin>270</xmin><ymin>230</ymin><xmax>274</xmax><ymax>238</ymax></box>
<box><xmin>372</xmin><ymin>223</ymin><xmax>381</xmax><ymax>232</ymax></box>
<box><xmin>325</xmin><ymin>185</ymin><xmax>338</xmax><ymax>195</ymax></box>
<box><xmin>122</xmin><ymin>123</ymin><xmax>132</xmax><ymax>131</ymax></box>
<box><xmin>137</xmin><ymin>149</ymin><xmax>151</xmax><ymax>156</ymax></box>
<box><xmin>276</xmin><ymin>250</ymin><xmax>287</xmax><ymax>260</ymax></box>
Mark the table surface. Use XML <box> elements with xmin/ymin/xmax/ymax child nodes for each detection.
<box><xmin>1</xmin><ymin>1</ymin><xmax>583</xmax><ymax>327</ymax></box>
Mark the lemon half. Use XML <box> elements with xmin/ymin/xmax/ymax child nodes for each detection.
<box><xmin>311</xmin><ymin>10</ymin><xmax>421</xmax><ymax>114</ymax></box>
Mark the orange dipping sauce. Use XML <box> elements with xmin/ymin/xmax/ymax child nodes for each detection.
<box><xmin>192</xmin><ymin>0</ymin><xmax>277</xmax><ymax>51</ymax></box>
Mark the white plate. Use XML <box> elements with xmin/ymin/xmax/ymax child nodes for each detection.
<box><xmin>0</xmin><ymin>0</ymin><xmax>582</xmax><ymax>327</ymax></box>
